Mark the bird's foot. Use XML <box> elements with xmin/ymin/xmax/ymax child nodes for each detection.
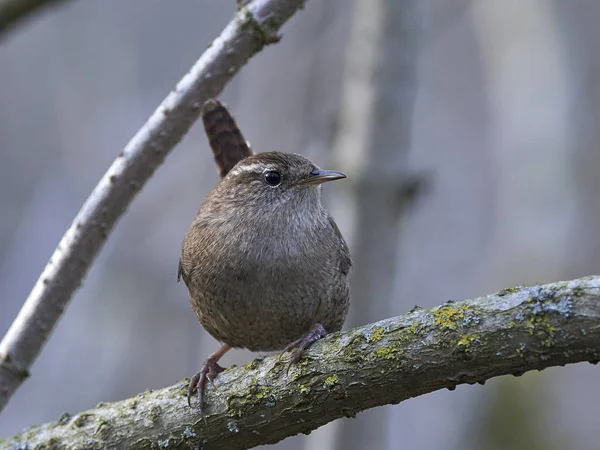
<box><xmin>279</xmin><ymin>323</ymin><xmax>327</xmax><ymax>373</ymax></box>
<box><xmin>187</xmin><ymin>344</ymin><xmax>231</xmax><ymax>416</ymax></box>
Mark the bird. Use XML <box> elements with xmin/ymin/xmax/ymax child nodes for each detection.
<box><xmin>178</xmin><ymin>99</ymin><xmax>351</xmax><ymax>414</ymax></box>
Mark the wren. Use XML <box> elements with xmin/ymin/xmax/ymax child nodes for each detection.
<box><xmin>178</xmin><ymin>100</ymin><xmax>351</xmax><ymax>414</ymax></box>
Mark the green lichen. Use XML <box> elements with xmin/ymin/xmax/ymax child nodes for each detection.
<box><xmin>57</xmin><ymin>412</ymin><xmax>71</xmax><ymax>426</ymax></box>
<box><xmin>393</xmin><ymin>321</ymin><xmax>425</xmax><ymax>345</ymax></box>
<box><xmin>516</xmin><ymin>289</ymin><xmax>569</xmax><ymax>347</ymax></box>
<box><xmin>252</xmin><ymin>384</ymin><xmax>277</xmax><ymax>407</ymax></box>
<box><xmin>324</xmin><ymin>375</ymin><xmax>339</xmax><ymax>388</ymax></box>
<box><xmin>300</xmin><ymin>385</ymin><xmax>310</xmax><ymax>394</ymax></box>
<box><xmin>364</xmin><ymin>326</ymin><xmax>386</xmax><ymax>343</ymax></box>
<box><xmin>456</xmin><ymin>333</ymin><xmax>481</xmax><ymax>352</ymax></box>
<box><xmin>360</xmin><ymin>342</ymin><xmax>403</xmax><ymax>361</ymax></box>
<box><xmin>375</xmin><ymin>345</ymin><xmax>402</xmax><ymax>360</ymax></box>
<box><xmin>148</xmin><ymin>405</ymin><xmax>161</xmax><ymax>424</ymax></box>
<box><xmin>255</xmin><ymin>385</ymin><xmax>271</xmax><ymax>399</ymax></box>
<box><xmin>94</xmin><ymin>420</ymin><xmax>112</xmax><ymax>440</ymax></box>
<box><xmin>498</xmin><ymin>286</ymin><xmax>521</xmax><ymax>296</ymax></box>
<box><xmin>244</xmin><ymin>360</ymin><xmax>258</xmax><ymax>371</ymax></box>
<box><xmin>507</xmin><ymin>321</ymin><xmax>516</xmax><ymax>329</ymax></box>
<box><xmin>408</xmin><ymin>321</ymin><xmax>423</xmax><ymax>335</ymax></box>
<box><xmin>71</xmin><ymin>413</ymin><xmax>93</xmax><ymax>428</ymax></box>
<box><xmin>433</xmin><ymin>305</ymin><xmax>470</xmax><ymax>330</ymax></box>
<box><xmin>525</xmin><ymin>315</ymin><xmax>558</xmax><ymax>347</ymax></box>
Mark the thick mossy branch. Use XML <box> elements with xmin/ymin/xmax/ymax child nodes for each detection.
<box><xmin>3</xmin><ymin>276</ymin><xmax>600</xmax><ymax>450</ymax></box>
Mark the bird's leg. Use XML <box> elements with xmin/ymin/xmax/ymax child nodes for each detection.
<box><xmin>279</xmin><ymin>323</ymin><xmax>327</xmax><ymax>373</ymax></box>
<box><xmin>188</xmin><ymin>344</ymin><xmax>231</xmax><ymax>414</ymax></box>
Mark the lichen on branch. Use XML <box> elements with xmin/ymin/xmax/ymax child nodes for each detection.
<box><xmin>2</xmin><ymin>276</ymin><xmax>599</xmax><ymax>450</ymax></box>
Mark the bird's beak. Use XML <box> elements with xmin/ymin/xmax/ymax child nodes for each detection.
<box><xmin>301</xmin><ymin>169</ymin><xmax>347</xmax><ymax>185</ymax></box>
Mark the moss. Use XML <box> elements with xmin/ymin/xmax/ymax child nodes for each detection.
<box><xmin>324</xmin><ymin>375</ymin><xmax>339</xmax><ymax>388</ymax></box>
<box><xmin>364</xmin><ymin>326</ymin><xmax>386</xmax><ymax>343</ymax></box>
<box><xmin>498</xmin><ymin>287</ymin><xmax>520</xmax><ymax>296</ymax></box>
<box><xmin>297</xmin><ymin>359</ymin><xmax>309</xmax><ymax>367</ymax></box>
<box><xmin>94</xmin><ymin>420</ymin><xmax>112</xmax><ymax>440</ymax></box>
<box><xmin>71</xmin><ymin>413</ymin><xmax>94</xmax><ymax>428</ymax></box>
<box><xmin>46</xmin><ymin>437</ymin><xmax>60</xmax><ymax>450</ymax></box>
<box><xmin>521</xmin><ymin>314</ymin><xmax>559</xmax><ymax>347</ymax></box>
<box><xmin>433</xmin><ymin>305</ymin><xmax>470</xmax><ymax>330</ymax></box>
<box><xmin>407</xmin><ymin>321</ymin><xmax>423</xmax><ymax>335</ymax></box>
<box><xmin>360</xmin><ymin>343</ymin><xmax>402</xmax><ymax>362</ymax></box>
<box><xmin>255</xmin><ymin>385</ymin><xmax>271</xmax><ymax>400</ymax></box>
<box><xmin>516</xmin><ymin>288</ymin><xmax>570</xmax><ymax>347</ymax></box>
<box><xmin>238</xmin><ymin>7</ymin><xmax>267</xmax><ymax>49</ymax></box>
<box><xmin>149</xmin><ymin>405</ymin><xmax>162</xmax><ymax>423</ymax></box>
<box><xmin>375</xmin><ymin>345</ymin><xmax>402</xmax><ymax>360</ymax></box>
<box><xmin>57</xmin><ymin>412</ymin><xmax>71</xmax><ymax>426</ymax></box>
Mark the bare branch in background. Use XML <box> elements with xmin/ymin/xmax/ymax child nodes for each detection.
<box><xmin>0</xmin><ymin>0</ymin><xmax>309</xmax><ymax>414</ymax></box>
<box><xmin>1</xmin><ymin>277</ymin><xmax>599</xmax><ymax>450</ymax></box>
<box><xmin>0</xmin><ymin>0</ymin><xmax>70</xmax><ymax>37</ymax></box>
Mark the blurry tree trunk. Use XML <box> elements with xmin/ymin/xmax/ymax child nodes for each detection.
<box><xmin>545</xmin><ymin>1</ymin><xmax>600</xmax><ymax>449</ymax></box>
<box><xmin>468</xmin><ymin>1</ymin><xmax>573</xmax><ymax>449</ymax></box>
<box><xmin>324</xmin><ymin>1</ymin><xmax>420</xmax><ymax>449</ymax></box>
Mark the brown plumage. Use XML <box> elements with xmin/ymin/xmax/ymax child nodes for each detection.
<box><xmin>201</xmin><ymin>99</ymin><xmax>252</xmax><ymax>178</ymax></box>
<box><xmin>179</xmin><ymin>100</ymin><xmax>351</xmax><ymax>414</ymax></box>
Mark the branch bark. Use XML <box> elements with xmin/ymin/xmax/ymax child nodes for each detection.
<box><xmin>2</xmin><ymin>277</ymin><xmax>599</xmax><ymax>450</ymax></box>
<box><xmin>0</xmin><ymin>0</ymin><xmax>309</xmax><ymax>415</ymax></box>
<box><xmin>0</xmin><ymin>0</ymin><xmax>70</xmax><ymax>37</ymax></box>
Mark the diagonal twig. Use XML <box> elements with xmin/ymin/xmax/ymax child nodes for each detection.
<box><xmin>0</xmin><ymin>0</ymin><xmax>71</xmax><ymax>37</ymax></box>
<box><xmin>1</xmin><ymin>277</ymin><xmax>599</xmax><ymax>449</ymax></box>
<box><xmin>0</xmin><ymin>0</ymin><xmax>310</xmax><ymax>414</ymax></box>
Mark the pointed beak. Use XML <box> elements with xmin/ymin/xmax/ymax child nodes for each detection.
<box><xmin>301</xmin><ymin>169</ymin><xmax>347</xmax><ymax>185</ymax></box>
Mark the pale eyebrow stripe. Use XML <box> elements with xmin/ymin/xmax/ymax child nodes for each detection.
<box><xmin>228</xmin><ymin>163</ymin><xmax>275</xmax><ymax>176</ymax></box>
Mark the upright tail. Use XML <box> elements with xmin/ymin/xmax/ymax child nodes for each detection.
<box><xmin>201</xmin><ymin>99</ymin><xmax>253</xmax><ymax>179</ymax></box>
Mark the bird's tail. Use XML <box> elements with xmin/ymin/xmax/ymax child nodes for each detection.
<box><xmin>201</xmin><ymin>99</ymin><xmax>253</xmax><ymax>179</ymax></box>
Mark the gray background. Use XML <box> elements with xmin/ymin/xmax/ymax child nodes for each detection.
<box><xmin>1</xmin><ymin>1</ymin><xmax>599</xmax><ymax>449</ymax></box>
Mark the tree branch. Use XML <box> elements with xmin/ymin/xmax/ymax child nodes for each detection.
<box><xmin>2</xmin><ymin>277</ymin><xmax>599</xmax><ymax>450</ymax></box>
<box><xmin>0</xmin><ymin>0</ymin><xmax>309</xmax><ymax>414</ymax></box>
<box><xmin>0</xmin><ymin>0</ymin><xmax>70</xmax><ymax>37</ymax></box>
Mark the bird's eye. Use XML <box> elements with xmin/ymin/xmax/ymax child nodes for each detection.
<box><xmin>263</xmin><ymin>170</ymin><xmax>281</xmax><ymax>186</ymax></box>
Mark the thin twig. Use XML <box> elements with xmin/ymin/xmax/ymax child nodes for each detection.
<box><xmin>1</xmin><ymin>277</ymin><xmax>599</xmax><ymax>449</ymax></box>
<box><xmin>0</xmin><ymin>0</ymin><xmax>70</xmax><ymax>37</ymax></box>
<box><xmin>0</xmin><ymin>0</ymin><xmax>309</xmax><ymax>414</ymax></box>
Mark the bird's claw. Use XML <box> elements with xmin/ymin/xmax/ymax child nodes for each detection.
<box><xmin>187</xmin><ymin>359</ymin><xmax>225</xmax><ymax>416</ymax></box>
<box><xmin>279</xmin><ymin>323</ymin><xmax>327</xmax><ymax>374</ymax></box>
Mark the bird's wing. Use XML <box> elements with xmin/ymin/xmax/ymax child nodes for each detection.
<box><xmin>328</xmin><ymin>215</ymin><xmax>352</xmax><ymax>276</ymax></box>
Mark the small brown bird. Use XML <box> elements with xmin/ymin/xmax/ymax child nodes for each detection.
<box><xmin>178</xmin><ymin>100</ymin><xmax>351</xmax><ymax>414</ymax></box>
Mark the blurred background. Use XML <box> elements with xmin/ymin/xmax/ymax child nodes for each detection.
<box><xmin>1</xmin><ymin>0</ymin><xmax>599</xmax><ymax>449</ymax></box>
